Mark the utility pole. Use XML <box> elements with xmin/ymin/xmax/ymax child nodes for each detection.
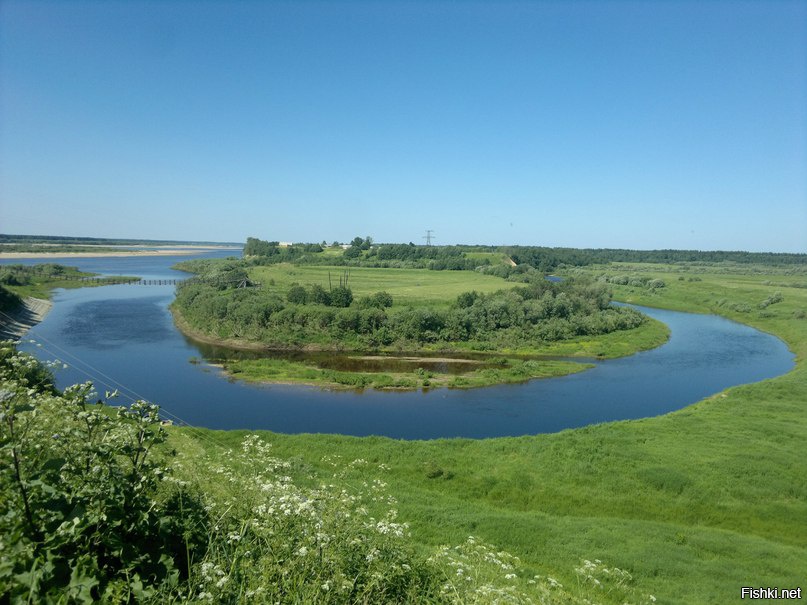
<box><xmin>423</xmin><ymin>230</ymin><xmax>435</xmax><ymax>246</ymax></box>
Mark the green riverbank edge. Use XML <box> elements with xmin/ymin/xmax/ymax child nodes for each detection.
<box><xmin>170</xmin><ymin>267</ymin><xmax>806</xmax><ymax>604</ymax></box>
<box><xmin>1</xmin><ymin>267</ymin><xmax>140</xmax><ymax>302</ymax></box>
<box><xmin>170</xmin><ymin>305</ymin><xmax>670</xmax><ymax>390</ymax></box>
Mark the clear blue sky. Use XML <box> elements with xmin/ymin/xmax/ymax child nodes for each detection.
<box><xmin>1</xmin><ymin>0</ymin><xmax>805</xmax><ymax>251</ymax></box>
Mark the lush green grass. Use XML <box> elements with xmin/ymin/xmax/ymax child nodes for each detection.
<box><xmin>574</xmin><ymin>263</ymin><xmax>806</xmax><ymax>320</ymax></box>
<box><xmin>175</xmin><ymin>263</ymin><xmax>807</xmax><ymax>604</ymax></box>
<box><xmin>249</xmin><ymin>263</ymin><xmax>516</xmax><ymax>308</ymax></box>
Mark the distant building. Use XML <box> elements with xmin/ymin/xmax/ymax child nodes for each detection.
<box><xmin>278</xmin><ymin>242</ymin><xmax>293</xmax><ymax>247</ymax></box>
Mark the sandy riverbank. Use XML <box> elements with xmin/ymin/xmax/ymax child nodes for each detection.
<box><xmin>0</xmin><ymin>297</ymin><xmax>53</xmax><ymax>339</ymax></box>
<box><xmin>0</xmin><ymin>246</ymin><xmax>241</xmax><ymax>259</ymax></box>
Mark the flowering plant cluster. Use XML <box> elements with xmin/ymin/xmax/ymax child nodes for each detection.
<box><xmin>0</xmin><ymin>342</ymin><xmax>187</xmax><ymax>602</ymax></box>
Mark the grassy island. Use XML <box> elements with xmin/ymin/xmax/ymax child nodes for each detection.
<box><xmin>170</xmin><ymin>241</ymin><xmax>670</xmax><ymax>390</ymax></box>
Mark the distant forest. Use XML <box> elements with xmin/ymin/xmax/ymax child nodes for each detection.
<box><xmin>243</xmin><ymin>237</ymin><xmax>807</xmax><ymax>271</ymax></box>
<box><xmin>582</xmin><ymin>248</ymin><xmax>807</xmax><ymax>265</ymax></box>
<box><xmin>3</xmin><ymin>233</ymin><xmax>804</xmax><ymax>266</ymax></box>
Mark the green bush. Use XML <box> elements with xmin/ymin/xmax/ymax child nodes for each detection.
<box><xmin>359</xmin><ymin>291</ymin><xmax>394</xmax><ymax>309</ymax></box>
<box><xmin>287</xmin><ymin>284</ymin><xmax>308</xmax><ymax>304</ymax></box>
<box><xmin>0</xmin><ymin>345</ymin><xmax>203</xmax><ymax>602</ymax></box>
<box><xmin>759</xmin><ymin>291</ymin><xmax>784</xmax><ymax>309</ymax></box>
<box><xmin>329</xmin><ymin>286</ymin><xmax>354</xmax><ymax>308</ymax></box>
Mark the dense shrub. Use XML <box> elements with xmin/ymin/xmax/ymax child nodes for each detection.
<box><xmin>0</xmin><ymin>264</ymin><xmax>69</xmax><ymax>287</ymax></box>
<box><xmin>0</xmin><ymin>344</ymin><xmax>204</xmax><ymax>602</ymax></box>
<box><xmin>287</xmin><ymin>284</ymin><xmax>308</xmax><ymax>304</ymax></box>
<box><xmin>359</xmin><ymin>291</ymin><xmax>393</xmax><ymax>309</ymax></box>
<box><xmin>343</xmin><ymin>245</ymin><xmax>362</xmax><ymax>259</ymax></box>
<box><xmin>309</xmin><ymin>283</ymin><xmax>331</xmax><ymax>305</ymax></box>
<box><xmin>759</xmin><ymin>291</ymin><xmax>784</xmax><ymax>309</ymax></box>
<box><xmin>329</xmin><ymin>285</ymin><xmax>354</xmax><ymax>308</ymax></box>
<box><xmin>173</xmin><ymin>263</ymin><xmax>647</xmax><ymax>350</ymax></box>
<box><xmin>601</xmin><ymin>274</ymin><xmax>665</xmax><ymax>291</ymax></box>
<box><xmin>244</xmin><ymin>237</ymin><xmax>323</xmax><ymax>257</ymax></box>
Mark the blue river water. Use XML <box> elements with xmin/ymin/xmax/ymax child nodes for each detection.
<box><xmin>2</xmin><ymin>252</ymin><xmax>795</xmax><ymax>439</ymax></box>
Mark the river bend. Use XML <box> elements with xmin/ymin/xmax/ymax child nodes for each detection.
<box><xmin>3</xmin><ymin>253</ymin><xmax>795</xmax><ymax>439</ymax></box>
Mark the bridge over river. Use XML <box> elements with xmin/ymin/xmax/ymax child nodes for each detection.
<box><xmin>58</xmin><ymin>276</ymin><xmax>260</xmax><ymax>287</ymax></box>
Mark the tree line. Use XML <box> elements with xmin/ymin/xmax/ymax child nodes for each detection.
<box><xmin>581</xmin><ymin>248</ymin><xmax>807</xmax><ymax>266</ymax></box>
<box><xmin>243</xmin><ymin>236</ymin><xmax>807</xmax><ymax>270</ymax></box>
<box><xmin>173</xmin><ymin>266</ymin><xmax>645</xmax><ymax>350</ymax></box>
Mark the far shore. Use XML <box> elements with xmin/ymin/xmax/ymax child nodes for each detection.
<box><xmin>0</xmin><ymin>245</ymin><xmax>242</xmax><ymax>259</ymax></box>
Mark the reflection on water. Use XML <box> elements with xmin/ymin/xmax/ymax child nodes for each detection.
<box><xmin>194</xmin><ymin>346</ymin><xmax>490</xmax><ymax>374</ymax></box>
<box><xmin>3</xmin><ymin>251</ymin><xmax>796</xmax><ymax>439</ymax></box>
<box><xmin>64</xmin><ymin>298</ymin><xmax>173</xmax><ymax>349</ymax></box>
<box><xmin>189</xmin><ymin>334</ymin><xmax>596</xmax><ymax>376</ymax></box>
<box><xmin>187</xmin><ymin>341</ymin><xmax>583</xmax><ymax>375</ymax></box>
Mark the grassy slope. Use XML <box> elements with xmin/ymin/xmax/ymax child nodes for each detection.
<box><xmin>176</xmin><ymin>264</ymin><xmax>806</xmax><ymax>604</ymax></box>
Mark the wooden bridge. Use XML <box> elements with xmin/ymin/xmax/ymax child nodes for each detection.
<box><xmin>59</xmin><ymin>276</ymin><xmax>260</xmax><ymax>288</ymax></box>
<box><xmin>64</xmin><ymin>277</ymin><xmax>185</xmax><ymax>286</ymax></box>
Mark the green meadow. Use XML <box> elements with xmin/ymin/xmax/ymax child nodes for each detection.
<box><xmin>173</xmin><ymin>263</ymin><xmax>807</xmax><ymax>604</ymax></box>
<box><xmin>249</xmin><ymin>263</ymin><xmax>517</xmax><ymax>308</ymax></box>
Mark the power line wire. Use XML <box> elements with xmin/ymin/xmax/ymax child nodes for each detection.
<box><xmin>0</xmin><ymin>308</ymin><xmax>238</xmax><ymax>455</ymax></box>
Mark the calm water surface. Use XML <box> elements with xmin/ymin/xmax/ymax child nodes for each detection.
<box><xmin>3</xmin><ymin>252</ymin><xmax>795</xmax><ymax>439</ymax></box>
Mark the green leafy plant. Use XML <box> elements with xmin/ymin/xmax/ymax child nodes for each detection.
<box><xmin>0</xmin><ymin>344</ymin><xmax>203</xmax><ymax>602</ymax></box>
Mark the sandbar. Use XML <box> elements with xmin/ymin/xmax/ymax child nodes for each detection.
<box><xmin>0</xmin><ymin>246</ymin><xmax>241</xmax><ymax>259</ymax></box>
